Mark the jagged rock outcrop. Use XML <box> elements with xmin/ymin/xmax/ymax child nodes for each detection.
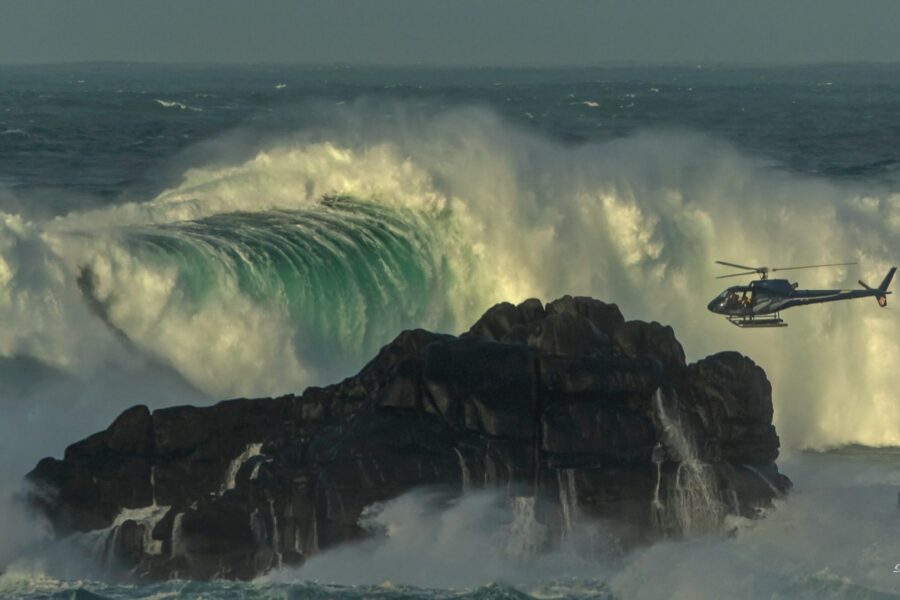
<box><xmin>25</xmin><ymin>296</ymin><xmax>791</xmax><ymax>580</ymax></box>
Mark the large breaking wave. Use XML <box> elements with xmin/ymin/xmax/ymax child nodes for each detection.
<box><xmin>1</xmin><ymin>107</ymin><xmax>899</xmax><ymax>452</ymax></box>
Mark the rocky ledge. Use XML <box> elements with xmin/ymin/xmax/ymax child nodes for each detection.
<box><xmin>25</xmin><ymin>296</ymin><xmax>791</xmax><ymax>580</ymax></box>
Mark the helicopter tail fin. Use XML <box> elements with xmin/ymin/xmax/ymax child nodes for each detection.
<box><xmin>877</xmin><ymin>267</ymin><xmax>896</xmax><ymax>292</ymax></box>
<box><xmin>873</xmin><ymin>267</ymin><xmax>896</xmax><ymax>308</ymax></box>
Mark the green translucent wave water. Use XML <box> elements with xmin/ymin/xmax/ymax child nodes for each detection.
<box><xmin>122</xmin><ymin>197</ymin><xmax>455</xmax><ymax>380</ymax></box>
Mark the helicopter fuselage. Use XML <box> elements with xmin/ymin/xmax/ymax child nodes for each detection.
<box><xmin>707</xmin><ymin>278</ymin><xmax>889</xmax><ymax>317</ymax></box>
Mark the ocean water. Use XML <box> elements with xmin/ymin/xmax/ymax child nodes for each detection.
<box><xmin>1</xmin><ymin>64</ymin><xmax>899</xmax><ymax>598</ymax></box>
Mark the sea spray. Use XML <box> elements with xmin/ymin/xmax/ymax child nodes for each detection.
<box><xmin>0</xmin><ymin>111</ymin><xmax>897</xmax><ymax>577</ymax></box>
<box><xmin>2</xmin><ymin>117</ymin><xmax>899</xmax><ymax>448</ymax></box>
<box><xmin>277</xmin><ymin>490</ymin><xmax>592</xmax><ymax>588</ymax></box>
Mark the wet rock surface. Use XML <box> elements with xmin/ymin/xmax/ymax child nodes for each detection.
<box><xmin>25</xmin><ymin>296</ymin><xmax>791</xmax><ymax>580</ymax></box>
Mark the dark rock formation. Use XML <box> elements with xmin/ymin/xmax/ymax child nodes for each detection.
<box><xmin>25</xmin><ymin>296</ymin><xmax>791</xmax><ymax>580</ymax></box>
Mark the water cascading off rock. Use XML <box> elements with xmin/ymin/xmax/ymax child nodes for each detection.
<box><xmin>651</xmin><ymin>389</ymin><xmax>725</xmax><ymax>536</ymax></box>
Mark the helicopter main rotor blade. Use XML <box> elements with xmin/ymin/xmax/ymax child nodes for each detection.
<box><xmin>715</xmin><ymin>260</ymin><xmax>764</xmax><ymax>271</ymax></box>
<box><xmin>770</xmin><ymin>261</ymin><xmax>857</xmax><ymax>273</ymax></box>
<box><xmin>715</xmin><ymin>270</ymin><xmax>761</xmax><ymax>279</ymax></box>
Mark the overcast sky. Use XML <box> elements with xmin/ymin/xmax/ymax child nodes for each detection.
<box><xmin>2</xmin><ymin>0</ymin><xmax>899</xmax><ymax>66</ymax></box>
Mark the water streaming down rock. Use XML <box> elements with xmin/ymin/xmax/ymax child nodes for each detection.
<box><xmin>310</xmin><ymin>508</ymin><xmax>319</xmax><ymax>554</ymax></box>
<box><xmin>729</xmin><ymin>489</ymin><xmax>741</xmax><ymax>515</ymax></box>
<box><xmin>103</xmin><ymin>526</ymin><xmax>120</xmax><ymax>571</ymax></box>
<box><xmin>249</xmin><ymin>508</ymin><xmax>265</xmax><ymax>554</ymax></box>
<box><xmin>483</xmin><ymin>454</ymin><xmax>497</xmax><ymax>487</ymax></box>
<box><xmin>221</xmin><ymin>443</ymin><xmax>263</xmax><ymax>494</ymax></box>
<box><xmin>79</xmin><ymin>503</ymin><xmax>173</xmax><ymax>574</ymax></box>
<box><xmin>557</xmin><ymin>469</ymin><xmax>579</xmax><ymax>534</ymax></box>
<box><xmin>652</xmin><ymin>389</ymin><xmax>724</xmax><ymax>536</ymax></box>
<box><xmin>170</xmin><ymin>513</ymin><xmax>185</xmax><ymax>559</ymax></box>
<box><xmin>741</xmin><ymin>463</ymin><xmax>784</xmax><ymax>498</ymax></box>
<box><xmin>651</xmin><ymin>443</ymin><xmax>664</xmax><ymax>514</ymax></box>
<box><xmin>503</xmin><ymin>496</ymin><xmax>547</xmax><ymax>561</ymax></box>
<box><xmin>150</xmin><ymin>467</ymin><xmax>157</xmax><ymax>506</ymax></box>
<box><xmin>268</xmin><ymin>497</ymin><xmax>283</xmax><ymax>569</ymax></box>
<box><xmin>454</xmin><ymin>448</ymin><xmax>471</xmax><ymax>493</ymax></box>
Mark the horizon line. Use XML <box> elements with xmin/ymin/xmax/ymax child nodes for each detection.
<box><xmin>3</xmin><ymin>59</ymin><xmax>900</xmax><ymax>70</ymax></box>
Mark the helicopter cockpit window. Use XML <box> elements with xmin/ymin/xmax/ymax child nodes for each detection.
<box><xmin>721</xmin><ymin>289</ymin><xmax>740</xmax><ymax>308</ymax></box>
<box><xmin>718</xmin><ymin>288</ymin><xmax>751</xmax><ymax>309</ymax></box>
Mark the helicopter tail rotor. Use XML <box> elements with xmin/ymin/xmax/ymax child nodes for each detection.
<box><xmin>859</xmin><ymin>266</ymin><xmax>895</xmax><ymax>308</ymax></box>
<box><xmin>877</xmin><ymin>267</ymin><xmax>896</xmax><ymax>307</ymax></box>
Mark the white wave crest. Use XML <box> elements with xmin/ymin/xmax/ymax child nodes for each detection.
<box><xmin>1</xmin><ymin>108</ymin><xmax>899</xmax><ymax>448</ymax></box>
<box><xmin>154</xmin><ymin>99</ymin><xmax>202</xmax><ymax>112</ymax></box>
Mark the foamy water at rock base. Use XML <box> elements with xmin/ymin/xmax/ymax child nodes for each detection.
<box><xmin>3</xmin><ymin>447</ymin><xmax>900</xmax><ymax>599</ymax></box>
<box><xmin>1</xmin><ymin>64</ymin><xmax>900</xmax><ymax>599</ymax></box>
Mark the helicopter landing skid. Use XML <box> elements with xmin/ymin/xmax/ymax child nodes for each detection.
<box><xmin>727</xmin><ymin>315</ymin><xmax>787</xmax><ymax>328</ymax></box>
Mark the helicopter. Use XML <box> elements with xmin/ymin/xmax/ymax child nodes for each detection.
<box><xmin>708</xmin><ymin>260</ymin><xmax>896</xmax><ymax>327</ymax></box>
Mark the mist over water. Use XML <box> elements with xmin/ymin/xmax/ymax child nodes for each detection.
<box><xmin>1</xmin><ymin>66</ymin><xmax>899</xmax><ymax>597</ymax></box>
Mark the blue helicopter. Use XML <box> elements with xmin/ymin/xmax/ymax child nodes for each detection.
<box><xmin>708</xmin><ymin>260</ymin><xmax>896</xmax><ymax>328</ymax></box>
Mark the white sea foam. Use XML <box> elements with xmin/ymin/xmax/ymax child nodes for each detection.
<box><xmin>0</xmin><ymin>451</ymin><xmax>897</xmax><ymax>597</ymax></box>
<box><xmin>154</xmin><ymin>99</ymin><xmax>202</xmax><ymax>112</ymax></box>
<box><xmin>0</xmin><ymin>108</ymin><xmax>898</xmax><ymax>449</ymax></box>
<box><xmin>263</xmin><ymin>450</ymin><xmax>900</xmax><ymax>599</ymax></box>
<box><xmin>269</xmin><ymin>490</ymin><xmax>597</xmax><ymax>589</ymax></box>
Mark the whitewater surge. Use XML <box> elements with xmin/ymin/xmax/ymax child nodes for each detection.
<box><xmin>1</xmin><ymin>109</ymin><xmax>899</xmax><ymax>448</ymax></box>
<box><xmin>4</xmin><ymin>446</ymin><xmax>900</xmax><ymax>600</ymax></box>
<box><xmin>258</xmin><ymin>448</ymin><xmax>899</xmax><ymax>599</ymax></box>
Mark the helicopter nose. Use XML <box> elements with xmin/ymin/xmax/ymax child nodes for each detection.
<box><xmin>707</xmin><ymin>298</ymin><xmax>722</xmax><ymax>313</ymax></box>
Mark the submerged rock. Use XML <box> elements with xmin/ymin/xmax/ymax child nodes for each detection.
<box><xmin>25</xmin><ymin>295</ymin><xmax>790</xmax><ymax>580</ymax></box>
